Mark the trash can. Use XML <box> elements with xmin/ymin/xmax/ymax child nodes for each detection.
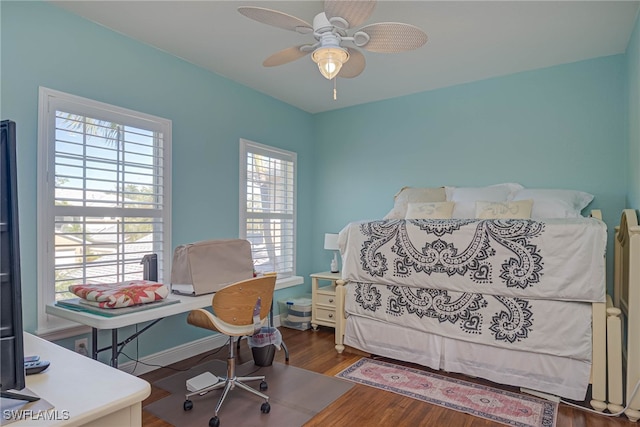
<box><xmin>251</xmin><ymin>345</ymin><xmax>276</xmax><ymax>367</ymax></box>
<box><xmin>247</xmin><ymin>326</ymin><xmax>282</xmax><ymax>367</ymax></box>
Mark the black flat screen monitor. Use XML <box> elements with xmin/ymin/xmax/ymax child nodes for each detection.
<box><xmin>0</xmin><ymin>119</ymin><xmax>25</xmax><ymax>393</ymax></box>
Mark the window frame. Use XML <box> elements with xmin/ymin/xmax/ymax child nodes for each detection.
<box><xmin>239</xmin><ymin>138</ymin><xmax>297</xmax><ymax>279</ymax></box>
<box><xmin>36</xmin><ymin>87</ymin><xmax>172</xmax><ymax>336</ymax></box>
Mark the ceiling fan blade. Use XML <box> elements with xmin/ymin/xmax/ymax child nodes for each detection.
<box><xmin>238</xmin><ymin>6</ymin><xmax>313</xmax><ymax>33</ymax></box>
<box><xmin>357</xmin><ymin>22</ymin><xmax>428</xmax><ymax>53</ymax></box>
<box><xmin>263</xmin><ymin>45</ymin><xmax>312</xmax><ymax>67</ymax></box>
<box><xmin>324</xmin><ymin>0</ymin><xmax>376</xmax><ymax>29</ymax></box>
<box><xmin>339</xmin><ymin>48</ymin><xmax>366</xmax><ymax>78</ymax></box>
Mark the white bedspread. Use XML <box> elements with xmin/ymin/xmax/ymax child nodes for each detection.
<box><xmin>339</xmin><ymin>218</ymin><xmax>606</xmax><ymax>302</ymax></box>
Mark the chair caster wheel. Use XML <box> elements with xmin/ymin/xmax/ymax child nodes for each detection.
<box><xmin>209</xmin><ymin>416</ymin><xmax>220</xmax><ymax>427</ymax></box>
<box><xmin>183</xmin><ymin>400</ymin><xmax>193</xmax><ymax>411</ymax></box>
<box><xmin>261</xmin><ymin>402</ymin><xmax>271</xmax><ymax>413</ymax></box>
<box><xmin>259</xmin><ymin>380</ymin><xmax>268</xmax><ymax>391</ymax></box>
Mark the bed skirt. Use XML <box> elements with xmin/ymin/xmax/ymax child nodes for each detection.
<box><xmin>344</xmin><ymin>314</ymin><xmax>591</xmax><ymax>401</ymax></box>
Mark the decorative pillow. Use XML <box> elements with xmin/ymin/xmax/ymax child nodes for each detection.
<box><xmin>475</xmin><ymin>200</ymin><xmax>533</xmax><ymax>219</ymax></box>
<box><xmin>384</xmin><ymin>186</ymin><xmax>446</xmax><ymax>219</ymax></box>
<box><xmin>406</xmin><ymin>201</ymin><xmax>455</xmax><ymax>219</ymax></box>
<box><xmin>511</xmin><ymin>189</ymin><xmax>594</xmax><ymax>219</ymax></box>
<box><xmin>69</xmin><ymin>280</ymin><xmax>169</xmax><ymax>308</ymax></box>
<box><xmin>446</xmin><ymin>183</ymin><xmax>524</xmax><ymax>219</ymax></box>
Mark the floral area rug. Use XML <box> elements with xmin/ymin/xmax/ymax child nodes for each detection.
<box><xmin>336</xmin><ymin>358</ymin><xmax>557</xmax><ymax>427</ymax></box>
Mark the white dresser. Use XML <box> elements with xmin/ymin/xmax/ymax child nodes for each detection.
<box><xmin>1</xmin><ymin>333</ymin><xmax>150</xmax><ymax>426</ymax></box>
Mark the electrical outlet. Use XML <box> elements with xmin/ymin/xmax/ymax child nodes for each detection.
<box><xmin>74</xmin><ymin>338</ymin><xmax>89</xmax><ymax>356</ymax></box>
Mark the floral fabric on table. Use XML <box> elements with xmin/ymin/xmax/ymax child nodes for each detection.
<box><xmin>69</xmin><ymin>280</ymin><xmax>169</xmax><ymax>308</ymax></box>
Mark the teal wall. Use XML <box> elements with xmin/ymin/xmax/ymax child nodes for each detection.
<box><xmin>1</xmin><ymin>1</ymin><xmax>637</xmax><ymax>360</ymax></box>
<box><xmin>0</xmin><ymin>1</ymin><xmax>315</xmax><ymax>360</ymax></box>
<box><xmin>627</xmin><ymin>12</ymin><xmax>640</xmax><ymax>211</ymax></box>
<box><xmin>312</xmin><ymin>56</ymin><xmax>628</xmax><ymax>276</ymax></box>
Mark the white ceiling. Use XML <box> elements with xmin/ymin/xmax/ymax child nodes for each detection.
<box><xmin>50</xmin><ymin>1</ymin><xmax>640</xmax><ymax>114</ymax></box>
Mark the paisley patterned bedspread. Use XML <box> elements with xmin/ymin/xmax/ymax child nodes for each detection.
<box><xmin>338</xmin><ymin>218</ymin><xmax>607</xmax><ymax>303</ymax></box>
<box><xmin>345</xmin><ymin>281</ymin><xmax>592</xmax><ymax>359</ymax></box>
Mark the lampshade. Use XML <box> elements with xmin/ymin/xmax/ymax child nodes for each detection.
<box><xmin>324</xmin><ymin>233</ymin><xmax>339</xmax><ymax>251</ymax></box>
<box><xmin>312</xmin><ymin>47</ymin><xmax>349</xmax><ymax>80</ymax></box>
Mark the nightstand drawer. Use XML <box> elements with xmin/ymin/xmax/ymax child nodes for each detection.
<box><xmin>316</xmin><ymin>293</ymin><xmax>337</xmax><ymax>307</ymax></box>
<box><xmin>315</xmin><ymin>306</ymin><xmax>336</xmax><ymax>324</ymax></box>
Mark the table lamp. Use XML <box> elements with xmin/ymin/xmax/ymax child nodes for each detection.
<box><xmin>324</xmin><ymin>233</ymin><xmax>340</xmax><ymax>273</ymax></box>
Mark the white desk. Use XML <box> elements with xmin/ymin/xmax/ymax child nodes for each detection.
<box><xmin>45</xmin><ymin>294</ymin><xmax>214</xmax><ymax>367</ymax></box>
<box><xmin>2</xmin><ymin>333</ymin><xmax>150</xmax><ymax>426</ymax></box>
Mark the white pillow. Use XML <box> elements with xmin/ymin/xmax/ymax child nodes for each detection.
<box><xmin>446</xmin><ymin>183</ymin><xmax>524</xmax><ymax>219</ymax></box>
<box><xmin>406</xmin><ymin>202</ymin><xmax>455</xmax><ymax>219</ymax></box>
<box><xmin>384</xmin><ymin>187</ymin><xmax>446</xmax><ymax>219</ymax></box>
<box><xmin>475</xmin><ymin>200</ymin><xmax>533</xmax><ymax>219</ymax></box>
<box><xmin>511</xmin><ymin>189</ymin><xmax>594</xmax><ymax>219</ymax></box>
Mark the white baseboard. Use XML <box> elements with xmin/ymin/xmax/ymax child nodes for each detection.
<box><xmin>118</xmin><ymin>314</ymin><xmax>282</xmax><ymax>376</ymax></box>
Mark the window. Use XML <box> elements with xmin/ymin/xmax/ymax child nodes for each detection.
<box><xmin>37</xmin><ymin>87</ymin><xmax>171</xmax><ymax>335</ymax></box>
<box><xmin>239</xmin><ymin>139</ymin><xmax>296</xmax><ymax>278</ymax></box>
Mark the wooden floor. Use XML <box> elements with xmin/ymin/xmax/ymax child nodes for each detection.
<box><xmin>140</xmin><ymin>326</ymin><xmax>636</xmax><ymax>427</ymax></box>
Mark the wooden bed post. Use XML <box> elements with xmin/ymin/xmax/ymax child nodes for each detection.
<box><xmin>589</xmin><ymin>210</ymin><xmax>608</xmax><ymax>412</ymax></box>
<box><xmin>606</xmin><ymin>295</ymin><xmax>624</xmax><ymax>414</ymax></box>
<box><xmin>607</xmin><ymin>214</ymin><xmax>626</xmax><ymax>416</ymax></box>
<box><xmin>334</xmin><ymin>279</ymin><xmax>346</xmax><ymax>354</ymax></box>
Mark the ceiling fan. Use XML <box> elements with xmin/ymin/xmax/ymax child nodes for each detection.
<box><xmin>238</xmin><ymin>0</ymin><xmax>428</xmax><ymax>83</ymax></box>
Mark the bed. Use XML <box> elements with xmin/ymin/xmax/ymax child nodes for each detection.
<box><xmin>332</xmin><ymin>204</ymin><xmax>640</xmax><ymax>420</ymax></box>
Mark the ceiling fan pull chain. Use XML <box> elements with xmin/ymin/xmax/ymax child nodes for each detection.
<box><xmin>333</xmin><ymin>78</ymin><xmax>337</xmax><ymax>100</ymax></box>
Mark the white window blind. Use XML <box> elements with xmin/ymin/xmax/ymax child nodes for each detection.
<box><xmin>37</xmin><ymin>87</ymin><xmax>171</xmax><ymax>332</ymax></box>
<box><xmin>240</xmin><ymin>139</ymin><xmax>296</xmax><ymax>278</ymax></box>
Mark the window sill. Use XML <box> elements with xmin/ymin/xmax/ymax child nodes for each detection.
<box><xmin>275</xmin><ymin>275</ymin><xmax>304</xmax><ymax>290</ymax></box>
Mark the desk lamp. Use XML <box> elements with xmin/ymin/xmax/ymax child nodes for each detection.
<box><xmin>324</xmin><ymin>233</ymin><xmax>340</xmax><ymax>273</ymax></box>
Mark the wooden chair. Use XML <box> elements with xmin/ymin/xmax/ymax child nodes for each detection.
<box><xmin>183</xmin><ymin>275</ymin><xmax>276</xmax><ymax>427</ymax></box>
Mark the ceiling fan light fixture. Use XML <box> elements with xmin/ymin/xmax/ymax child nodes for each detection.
<box><xmin>312</xmin><ymin>47</ymin><xmax>349</xmax><ymax>80</ymax></box>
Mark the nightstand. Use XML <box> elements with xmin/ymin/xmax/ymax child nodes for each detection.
<box><xmin>310</xmin><ymin>271</ymin><xmax>341</xmax><ymax>331</ymax></box>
